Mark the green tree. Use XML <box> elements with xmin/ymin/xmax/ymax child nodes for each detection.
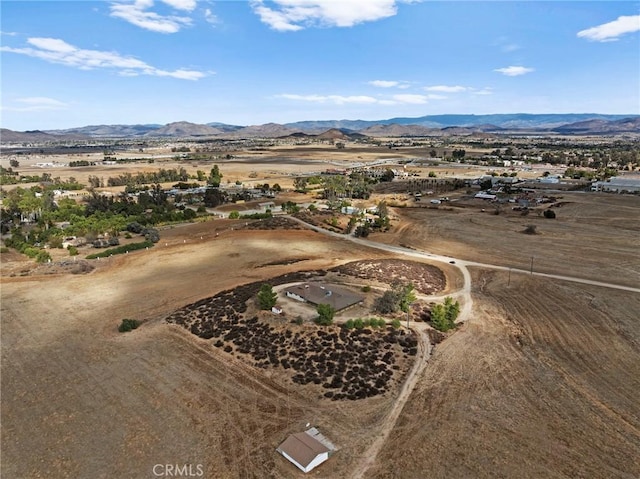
<box><xmin>257</xmin><ymin>283</ymin><xmax>278</xmax><ymax>310</ymax></box>
<box><xmin>208</xmin><ymin>165</ymin><xmax>222</xmax><ymax>186</ymax></box>
<box><xmin>293</xmin><ymin>177</ymin><xmax>308</xmax><ymax>192</ymax></box>
<box><xmin>430</xmin><ymin>304</ymin><xmax>450</xmax><ymax>331</ymax></box>
<box><xmin>399</xmin><ymin>283</ymin><xmax>417</xmax><ymax>318</ymax></box>
<box><xmin>228</xmin><ymin>210</ymin><xmax>240</xmax><ymax>219</ymax></box>
<box><xmin>430</xmin><ymin>296</ymin><xmax>460</xmax><ymax>332</ymax></box>
<box><xmin>381</xmin><ymin>169</ymin><xmax>395</xmax><ymax>182</ymax></box>
<box><xmin>316</xmin><ymin>303</ymin><xmax>335</xmax><ymax>325</ymax></box>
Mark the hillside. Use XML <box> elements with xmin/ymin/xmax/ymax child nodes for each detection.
<box><xmin>0</xmin><ymin>129</ymin><xmax>85</xmax><ymax>143</ymax></box>
<box><xmin>144</xmin><ymin>121</ymin><xmax>224</xmax><ymax>137</ymax></box>
<box><xmin>3</xmin><ymin>114</ymin><xmax>639</xmax><ymax>142</ymax></box>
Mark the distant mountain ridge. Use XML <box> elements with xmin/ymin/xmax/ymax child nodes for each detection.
<box><xmin>1</xmin><ymin>114</ymin><xmax>638</xmax><ymax>142</ymax></box>
<box><xmin>285</xmin><ymin>113</ymin><xmax>637</xmax><ymax>131</ymax></box>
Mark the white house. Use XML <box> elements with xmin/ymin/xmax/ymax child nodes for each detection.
<box><xmin>277</xmin><ymin>428</ymin><xmax>337</xmax><ymax>473</ymax></box>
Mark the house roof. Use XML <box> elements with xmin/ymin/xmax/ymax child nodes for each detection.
<box><xmin>284</xmin><ymin>283</ymin><xmax>363</xmax><ymax>311</ymax></box>
<box><xmin>277</xmin><ymin>431</ymin><xmax>330</xmax><ymax>469</ymax></box>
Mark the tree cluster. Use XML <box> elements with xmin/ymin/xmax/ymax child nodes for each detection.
<box><xmin>430</xmin><ymin>297</ymin><xmax>460</xmax><ymax>332</ymax></box>
<box><xmin>375</xmin><ymin>282</ymin><xmax>416</xmax><ymax>315</ymax></box>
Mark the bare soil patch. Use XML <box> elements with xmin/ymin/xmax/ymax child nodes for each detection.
<box><xmin>374</xmin><ymin>192</ymin><xmax>640</xmax><ymax>287</ymax></box>
<box><xmin>367</xmin><ymin>269</ymin><xmax>640</xmax><ymax>478</ymax></box>
<box><xmin>0</xmin><ymin>224</ymin><xmax>446</xmax><ymax>478</ymax></box>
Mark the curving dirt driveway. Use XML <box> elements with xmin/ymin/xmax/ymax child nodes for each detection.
<box><xmin>287</xmin><ymin>214</ymin><xmax>639</xmax><ymax>478</ymax></box>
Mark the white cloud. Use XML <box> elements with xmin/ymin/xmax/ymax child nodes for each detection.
<box><xmin>204</xmin><ymin>8</ymin><xmax>219</xmax><ymax>25</ymax></box>
<box><xmin>391</xmin><ymin>94</ymin><xmax>430</xmax><ymax>104</ymax></box>
<box><xmin>279</xmin><ymin>91</ymin><xmax>439</xmax><ymax>105</ymax></box>
<box><xmin>161</xmin><ymin>0</ymin><xmax>197</xmax><ymax>11</ymax></box>
<box><xmin>368</xmin><ymin>79</ymin><xmax>411</xmax><ymax>89</ymax></box>
<box><xmin>494</xmin><ymin>66</ymin><xmax>534</xmax><ymax>76</ymax></box>
<box><xmin>2</xmin><ymin>97</ymin><xmax>68</xmax><ymax>112</ymax></box>
<box><xmin>0</xmin><ymin>37</ymin><xmax>206</xmax><ymax>80</ymax></box>
<box><xmin>577</xmin><ymin>15</ymin><xmax>640</xmax><ymax>42</ymax></box>
<box><xmin>369</xmin><ymin>80</ymin><xmax>399</xmax><ymax>88</ymax></box>
<box><xmin>110</xmin><ymin>0</ymin><xmax>193</xmax><ymax>33</ymax></box>
<box><xmin>278</xmin><ymin>94</ymin><xmax>378</xmax><ymax>104</ymax></box>
<box><xmin>1</xmin><ymin>31</ymin><xmax>18</xmax><ymax>36</ymax></box>
<box><xmin>424</xmin><ymin>85</ymin><xmax>467</xmax><ymax>93</ymax></box>
<box><xmin>250</xmin><ymin>0</ymin><xmax>400</xmax><ymax>31</ymax></box>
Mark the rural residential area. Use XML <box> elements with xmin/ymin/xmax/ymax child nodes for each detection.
<box><xmin>1</xmin><ymin>1</ymin><xmax>639</xmax><ymax>478</ymax></box>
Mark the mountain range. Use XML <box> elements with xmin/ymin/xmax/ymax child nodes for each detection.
<box><xmin>1</xmin><ymin>114</ymin><xmax>639</xmax><ymax>142</ymax></box>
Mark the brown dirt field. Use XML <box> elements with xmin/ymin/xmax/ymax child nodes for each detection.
<box><xmin>0</xmin><ymin>223</ymin><xmax>448</xmax><ymax>479</ymax></box>
<box><xmin>2</xmin><ymin>147</ymin><xmax>639</xmax><ymax>478</ymax></box>
<box><xmin>371</xmin><ymin>192</ymin><xmax>640</xmax><ymax>287</ymax></box>
<box><xmin>367</xmin><ymin>269</ymin><xmax>640</xmax><ymax>479</ymax></box>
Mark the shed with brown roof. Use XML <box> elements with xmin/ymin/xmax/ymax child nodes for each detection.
<box><xmin>276</xmin><ymin>428</ymin><xmax>336</xmax><ymax>473</ymax></box>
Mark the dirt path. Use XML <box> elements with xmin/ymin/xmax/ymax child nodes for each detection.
<box><xmin>288</xmin><ymin>214</ymin><xmax>638</xmax><ymax>477</ymax></box>
<box><xmin>349</xmin><ymin>323</ymin><xmax>432</xmax><ymax>479</ymax></box>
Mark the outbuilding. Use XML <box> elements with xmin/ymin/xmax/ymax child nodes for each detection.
<box><xmin>277</xmin><ymin>428</ymin><xmax>337</xmax><ymax>473</ymax></box>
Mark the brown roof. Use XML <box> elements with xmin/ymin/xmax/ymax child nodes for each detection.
<box><xmin>277</xmin><ymin>432</ymin><xmax>330</xmax><ymax>468</ymax></box>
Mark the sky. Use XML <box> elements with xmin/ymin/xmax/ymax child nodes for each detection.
<box><xmin>1</xmin><ymin>1</ymin><xmax>639</xmax><ymax>130</ymax></box>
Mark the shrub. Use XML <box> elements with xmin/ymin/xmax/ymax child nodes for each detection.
<box><xmin>68</xmin><ymin>246</ymin><xmax>79</xmax><ymax>256</ymax></box>
<box><xmin>315</xmin><ymin>303</ymin><xmax>335</xmax><ymax>326</ymax></box>
<box><xmin>22</xmin><ymin>247</ymin><xmax>40</xmax><ymax>258</ymax></box>
<box><xmin>126</xmin><ymin>221</ymin><xmax>144</xmax><ymax>234</ymax></box>
<box><xmin>228</xmin><ymin>210</ymin><xmax>240</xmax><ymax>219</ymax></box>
<box><xmin>48</xmin><ymin>236</ymin><xmax>63</xmax><ymax>249</ymax></box>
<box><xmin>36</xmin><ymin>251</ymin><xmax>52</xmax><ymax>263</ymax></box>
<box><xmin>523</xmin><ymin>224</ymin><xmax>537</xmax><ymax>235</ymax></box>
<box><xmin>142</xmin><ymin>228</ymin><xmax>160</xmax><ymax>243</ymax></box>
<box><xmin>118</xmin><ymin>318</ymin><xmax>139</xmax><ymax>332</ymax></box>
<box><xmin>86</xmin><ymin>240</ymin><xmax>153</xmax><ymax>259</ymax></box>
<box><xmin>391</xmin><ymin>319</ymin><xmax>401</xmax><ymax>329</ymax></box>
<box><xmin>183</xmin><ymin>208</ymin><xmax>197</xmax><ymax>220</ymax></box>
<box><xmin>0</xmin><ymin>247</ymin><xmax>8</xmax><ymax>254</ymax></box>
<box><xmin>543</xmin><ymin>209</ymin><xmax>556</xmax><ymax>219</ymax></box>
<box><xmin>361</xmin><ymin>285</ymin><xmax>372</xmax><ymax>293</ymax></box>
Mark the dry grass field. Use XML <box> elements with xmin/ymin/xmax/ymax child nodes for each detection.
<box><xmin>373</xmin><ymin>192</ymin><xmax>640</xmax><ymax>287</ymax></box>
<box><xmin>1</xmin><ymin>145</ymin><xmax>639</xmax><ymax>478</ymax></box>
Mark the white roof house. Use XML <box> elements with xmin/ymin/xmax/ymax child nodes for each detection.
<box><xmin>277</xmin><ymin>428</ymin><xmax>337</xmax><ymax>473</ymax></box>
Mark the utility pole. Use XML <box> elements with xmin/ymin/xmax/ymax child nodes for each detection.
<box><xmin>530</xmin><ymin>256</ymin><xmax>534</xmax><ymax>275</ymax></box>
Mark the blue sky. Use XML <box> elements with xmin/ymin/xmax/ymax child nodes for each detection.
<box><xmin>1</xmin><ymin>1</ymin><xmax>639</xmax><ymax>130</ymax></box>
